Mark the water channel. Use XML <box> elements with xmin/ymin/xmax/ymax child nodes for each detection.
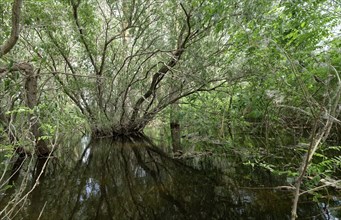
<box><xmin>0</xmin><ymin>135</ymin><xmax>340</xmax><ymax>219</ymax></box>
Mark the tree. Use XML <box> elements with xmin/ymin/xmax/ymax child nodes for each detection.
<box><xmin>16</xmin><ymin>0</ymin><xmax>247</xmax><ymax>136</ymax></box>
<box><xmin>0</xmin><ymin>0</ymin><xmax>52</xmax><ymax>156</ymax></box>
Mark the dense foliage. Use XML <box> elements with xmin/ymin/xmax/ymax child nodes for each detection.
<box><xmin>0</xmin><ymin>0</ymin><xmax>340</xmax><ymax>219</ymax></box>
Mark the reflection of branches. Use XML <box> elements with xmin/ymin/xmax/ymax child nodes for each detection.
<box><xmin>1</xmin><ymin>136</ymin><xmax>227</xmax><ymax>219</ymax></box>
<box><xmin>98</xmin><ymin>171</ymin><xmax>114</xmax><ymax>220</ymax></box>
<box><xmin>68</xmin><ymin>152</ymin><xmax>94</xmax><ymax>220</ymax></box>
<box><xmin>121</xmin><ymin>145</ymin><xmax>145</xmax><ymax>219</ymax></box>
<box><xmin>0</xmin><ymin>156</ymin><xmax>35</xmax><ymax>219</ymax></box>
<box><xmin>140</xmin><ymin>135</ymin><xmax>207</xmax><ymax>172</ymax></box>
<box><xmin>0</xmin><ymin>156</ymin><xmax>26</xmax><ymax>189</ymax></box>
<box><xmin>132</xmin><ymin>147</ymin><xmax>187</xmax><ymax>215</ymax></box>
<box><xmin>0</xmin><ymin>141</ymin><xmax>57</xmax><ymax>219</ymax></box>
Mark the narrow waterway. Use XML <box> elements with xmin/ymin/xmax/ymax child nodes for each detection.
<box><xmin>0</xmin><ymin>136</ymin><xmax>340</xmax><ymax>219</ymax></box>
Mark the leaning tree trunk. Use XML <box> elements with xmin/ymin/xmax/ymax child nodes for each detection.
<box><xmin>23</xmin><ymin>63</ymin><xmax>50</xmax><ymax>157</ymax></box>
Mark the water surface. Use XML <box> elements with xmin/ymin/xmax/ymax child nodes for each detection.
<box><xmin>0</xmin><ymin>136</ymin><xmax>339</xmax><ymax>219</ymax></box>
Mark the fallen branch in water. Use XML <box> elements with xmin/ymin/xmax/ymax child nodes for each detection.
<box><xmin>240</xmin><ymin>186</ymin><xmax>296</xmax><ymax>191</ymax></box>
<box><xmin>299</xmin><ymin>177</ymin><xmax>341</xmax><ymax>196</ymax></box>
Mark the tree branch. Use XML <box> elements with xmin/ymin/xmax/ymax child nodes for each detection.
<box><xmin>129</xmin><ymin>3</ymin><xmax>193</xmax><ymax>125</ymax></box>
<box><xmin>0</xmin><ymin>0</ymin><xmax>23</xmax><ymax>58</ymax></box>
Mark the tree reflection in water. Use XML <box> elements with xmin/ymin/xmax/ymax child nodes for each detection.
<box><xmin>0</xmin><ymin>135</ymin><xmax>332</xmax><ymax>219</ymax></box>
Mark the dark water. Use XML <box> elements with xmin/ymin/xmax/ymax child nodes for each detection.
<box><xmin>0</xmin><ymin>136</ymin><xmax>340</xmax><ymax>220</ymax></box>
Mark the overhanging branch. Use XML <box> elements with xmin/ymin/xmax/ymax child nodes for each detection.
<box><xmin>0</xmin><ymin>0</ymin><xmax>23</xmax><ymax>58</ymax></box>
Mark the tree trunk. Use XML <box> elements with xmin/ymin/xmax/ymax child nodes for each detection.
<box><xmin>23</xmin><ymin>64</ymin><xmax>50</xmax><ymax>157</ymax></box>
<box><xmin>170</xmin><ymin>100</ymin><xmax>181</xmax><ymax>152</ymax></box>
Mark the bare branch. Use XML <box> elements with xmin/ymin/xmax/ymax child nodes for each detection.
<box><xmin>71</xmin><ymin>1</ymin><xmax>99</xmax><ymax>73</ymax></box>
<box><xmin>46</xmin><ymin>32</ymin><xmax>94</xmax><ymax>118</ymax></box>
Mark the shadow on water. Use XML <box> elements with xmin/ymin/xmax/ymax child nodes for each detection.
<box><xmin>0</xmin><ymin>135</ymin><xmax>338</xmax><ymax>219</ymax></box>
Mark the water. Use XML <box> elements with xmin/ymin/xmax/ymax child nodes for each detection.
<box><xmin>0</xmin><ymin>136</ymin><xmax>340</xmax><ymax>219</ymax></box>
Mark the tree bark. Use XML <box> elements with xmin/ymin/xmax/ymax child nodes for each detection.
<box><xmin>23</xmin><ymin>63</ymin><xmax>50</xmax><ymax>157</ymax></box>
<box><xmin>0</xmin><ymin>0</ymin><xmax>23</xmax><ymax>58</ymax></box>
<box><xmin>170</xmin><ymin>100</ymin><xmax>181</xmax><ymax>152</ymax></box>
